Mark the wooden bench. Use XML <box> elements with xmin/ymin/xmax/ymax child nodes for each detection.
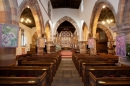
<box><xmin>20</xmin><ymin>61</ymin><xmax>55</xmax><ymax>78</ymax></box>
<box><xmin>99</xmin><ymin>53</ymin><xmax>119</xmax><ymax>63</ymax></box>
<box><xmin>0</xmin><ymin>66</ymin><xmax>51</xmax><ymax>86</ymax></box>
<box><xmin>82</xmin><ymin>66</ymin><xmax>130</xmax><ymax>86</ymax></box>
<box><xmin>78</xmin><ymin>60</ymin><xmax>115</xmax><ymax>76</ymax></box>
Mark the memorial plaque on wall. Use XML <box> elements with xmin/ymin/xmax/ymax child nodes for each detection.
<box><xmin>0</xmin><ymin>24</ymin><xmax>19</xmax><ymax>47</ymax></box>
<box><xmin>116</xmin><ymin>35</ymin><xmax>126</xmax><ymax>57</ymax></box>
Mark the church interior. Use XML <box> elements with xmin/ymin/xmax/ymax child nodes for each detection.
<box><xmin>0</xmin><ymin>0</ymin><xmax>130</xmax><ymax>86</ymax></box>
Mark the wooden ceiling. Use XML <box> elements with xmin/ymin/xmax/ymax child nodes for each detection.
<box><xmin>20</xmin><ymin>8</ymin><xmax>36</xmax><ymax>28</ymax></box>
<box><xmin>98</xmin><ymin>7</ymin><xmax>115</xmax><ymax>22</ymax></box>
<box><xmin>50</xmin><ymin>0</ymin><xmax>82</xmax><ymax>9</ymax></box>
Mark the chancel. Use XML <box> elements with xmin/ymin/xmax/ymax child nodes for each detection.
<box><xmin>0</xmin><ymin>0</ymin><xmax>130</xmax><ymax>86</ymax></box>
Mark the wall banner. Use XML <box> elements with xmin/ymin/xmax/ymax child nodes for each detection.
<box><xmin>0</xmin><ymin>24</ymin><xmax>19</xmax><ymax>47</ymax></box>
<box><xmin>116</xmin><ymin>35</ymin><xmax>126</xmax><ymax>57</ymax></box>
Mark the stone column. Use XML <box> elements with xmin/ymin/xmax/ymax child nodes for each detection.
<box><xmin>79</xmin><ymin>41</ymin><xmax>87</xmax><ymax>54</ymax></box>
<box><xmin>113</xmin><ymin>24</ymin><xmax>130</xmax><ymax>66</ymax></box>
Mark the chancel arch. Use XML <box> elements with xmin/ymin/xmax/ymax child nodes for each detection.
<box><xmin>56</xmin><ymin>21</ymin><xmax>76</xmax><ymax>48</ymax></box>
<box><xmin>54</xmin><ymin>16</ymin><xmax>79</xmax><ymax>39</ymax></box>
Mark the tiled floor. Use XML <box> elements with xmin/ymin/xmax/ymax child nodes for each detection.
<box><xmin>52</xmin><ymin>58</ymin><xmax>83</xmax><ymax>86</ymax></box>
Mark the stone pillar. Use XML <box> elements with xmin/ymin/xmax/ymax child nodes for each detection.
<box><xmin>79</xmin><ymin>41</ymin><xmax>87</xmax><ymax>54</ymax></box>
<box><xmin>46</xmin><ymin>41</ymin><xmax>53</xmax><ymax>54</ymax></box>
<box><xmin>114</xmin><ymin>24</ymin><xmax>130</xmax><ymax>66</ymax></box>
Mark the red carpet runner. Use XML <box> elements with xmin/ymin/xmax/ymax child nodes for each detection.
<box><xmin>60</xmin><ymin>50</ymin><xmax>72</xmax><ymax>58</ymax></box>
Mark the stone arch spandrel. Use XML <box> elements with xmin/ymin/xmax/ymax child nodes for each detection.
<box><xmin>97</xmin><ymin>24</ymin><xmax>113</xmax><ymax>42</ymax></box>
<box><xmin>54</xmin><ymin>16</ymin><xmax>79</xmax><ymax>36</ymax></box>
<box><xmin>89</xmin><ymin>0</ymin><xmax>117</xmax><ymax>38</ymax></box>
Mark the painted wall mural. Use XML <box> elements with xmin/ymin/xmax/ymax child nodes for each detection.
<box><xmin>116</xmin><ymin>35</ymin><xmax>126</xmax><ymax>57</ymax></box>
<box><xmin>0</xmin><ymin>24</ymin><xmax>19</xmax><ymax>47</ymax></box>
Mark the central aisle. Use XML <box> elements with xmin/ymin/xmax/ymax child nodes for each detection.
<box><xmin>51</xmin><ymin>58</ymin><xmax>83</xmax><ymax>86</ymax></box>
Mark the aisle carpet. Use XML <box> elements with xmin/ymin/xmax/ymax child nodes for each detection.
<box><xmin>60</xmin><ymin>50</ymin><xmax>72</xmax><ymax>58</ymax></box>
<box><xmin>51</xmin><ymin>58</ymin><xmax>83</xmax><ymax>86</ymax></box>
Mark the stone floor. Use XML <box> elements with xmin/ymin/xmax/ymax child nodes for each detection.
<box><xmin>51</xmin><ymin>58</ymin><xmax>83</xmax><ymax>86</ymax></box>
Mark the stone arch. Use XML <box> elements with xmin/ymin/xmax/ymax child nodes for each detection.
<box><xmin>97</xmin><ymin>23</ymin><xmax>113</xmax><ymax>42</ymax></box>
<box><xmin>54</xmin><ymin>16</ymin><xmax>79</xmax><ymax>36</ymax></box>
<box><xmin>82</xmin><ymin>22</ymin><xmax>88</xmax><ymax>41</ymax></box>
<box><xmin>18</xmin><ymin>0</ymin><xmax>44</xmax><ymax>37</ymax></box>
<box><xmin>117</xmin><ymin>0</ymin><xmax>130</xmax><ymax>24</ymax></box>
<box><xmin>45</xmin><ymin>20</ymin><xmax>51</xmax><ymax>41</ymax></box>
<box><xmin>18</xmin><ymin>0</ymin><xmax>44</xmax><ymax>55</ymax></box>
<box><xmin>89</xmin><ymin>0</ymin><xmax>117</xmax><ymax>38</ymax></box>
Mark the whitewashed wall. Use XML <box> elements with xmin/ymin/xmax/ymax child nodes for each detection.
<box><xmin>37</xmin><ymin>0</ymin><xmax>53</xmax><ymax>27</ymax></box>
<box><xmin>17</xmin><ymin>0</ymin><xmax>23</xmax><ymax>6</ymax></box>
<box><xmin>16</xmin><ymin>23</ymin><xmax>34</xmax><ymax>55</ymax></box>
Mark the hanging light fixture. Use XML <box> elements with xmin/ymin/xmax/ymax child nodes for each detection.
<box><xmin>101</xmin><ymin>5</ymin><xmax>114</xmax><ymax>25</ymax></box>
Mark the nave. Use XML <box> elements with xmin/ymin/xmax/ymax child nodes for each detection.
<box><xmin>52</xmin><ymin>58</ymin><xmax>83</xmax><ymax>86</ymax></box>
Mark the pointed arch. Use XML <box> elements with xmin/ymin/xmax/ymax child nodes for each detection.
<box><xmin>54</xmin><ymin>16</ymin><xmax>79</xmax><ymax>36</ymax></box>
<box><xmin>89</xmin><ymin>0</ymin><xmax>117</xmax><ymax>38</ymax></box>
<box><xmin>18</xmin><ymin>0</ymin><xmax>44</xmax><ymax>37</ymax></box>
<box><xmin>97</xmin><ymin>23</ymin><xmax>113</xmax><ymax>42</ymax></box>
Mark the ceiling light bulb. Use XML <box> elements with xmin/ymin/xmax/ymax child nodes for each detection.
<box><xmin>27</xmin><ymin>6</ymin><xmax>29</xmax><ymax>8</ymax></box>
<box><xmin>20</xmin><ymin>18</ymin><xmax>24</xmax><ymax>22</ymax></box>
<box><xmin>102</xmin><ymin>5</ymin><xmax>106</xmax><ymax>8</ymax></box>
<box><xmin>110</xmin><ymin>19</ymin><xmax>113</xmax><ymax>22</ymax></box>
<box><xmin>107</xmin><ymin>19</ymin><xmax>109</xmax><ymax>23</ymax></box>
<box><xmin>25</xmin><ymin>20</ymin><xmax>28</xmax><ymax>23</ymax></box>
<box><xmin>102</xmin><ymin>21</ymin><xmax>105</xmax><ymax>24</ymax></box>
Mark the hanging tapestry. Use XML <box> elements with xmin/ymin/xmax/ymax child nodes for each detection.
<box><xmin>0</xmin><ymin>24</ymin><xmax>19</xmax><ymax>47</ymax></box>
<box><xmin>116</xmin><ymin>35</ymin><xmax>126</xmax><ymax>57</ymax></box>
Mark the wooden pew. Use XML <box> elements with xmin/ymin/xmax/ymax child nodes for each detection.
<box><xmin>18</xmin><ymin>54</ymin><xmax>61</xmax><ymax>70</ymax></box>
<box><xmin>20</xmin><ymin>61</ymin><xmax>56</xmax><ymax>77</ymax></box>
<box><xmin>78</xmin><ymin>60</ymin><xmax>115</xmax><ymax>76</ymax></box>
<box><xmin>82</xmin><ymin>66</ymin><xmax>130</xmax><ymax>86</ymax></box>
<box><xmin>0</xmin><ymin>66</ymin><xmax>51</xmax><ymax>86</ymax></box>
<box><xmin>99</xmin><ymin>53</ymin><xmax>119</xmax><ymax>63</ymax></box>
